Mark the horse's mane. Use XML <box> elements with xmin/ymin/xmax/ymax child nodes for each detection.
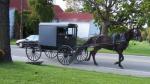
<box><xmin>124</xmin><ymin>28</ymin><xmax>136</xmax><ymax>41</ymax></box>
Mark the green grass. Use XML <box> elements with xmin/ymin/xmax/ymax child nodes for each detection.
<box><xmin>10</xmin><ymin>39</ymin><xmax>16</xmax><ymax>45</ymax></box>
<box><xmin>96</xmin><ymin>41</ymin><xmax>150</xmax><ymax>56</ymax></box>
<box><xmin>0</xmin><ymin>62</ymin><xmax>150</xmax><ymax>84</ymax></box>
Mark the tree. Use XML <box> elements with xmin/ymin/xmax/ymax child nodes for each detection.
<box><xmin>22</xmin><ymin>11</ymin><xmax>39</xmax><ymax>37</ymax></box>
<box><xmin>84</xmin><ymin>0</ymin><xmax>150</xmax><ymax>35</ymax></box>
<box><xmin>141</xmin><ymin>0</ymin><xmax>150</xmax><ymax>27</ymax></box>
<box><xmin>18</xmin><ymin>0</ymin><xmax>54</xmax><ymax>37</ymax></box>
<box><xmin>64</xmin><ymin>0</ymin><xmax>84</xmax><ymax>12</ymax></box>
<box><xmin>65</xmin><ymin>7</ymin><xmax>75</xmax><ymax>12</ymax></box>
<box><xmin>29</xmin><ymin>0</ymin><xmax>54</xmax><ymax>22</ymax></box>
<box><xmin>146</xmin><ymin>28</ymin><xmax>150</xmax><ymax>42</ymax></box>
<box><xmin>14</xmin><ymin>0</ymin><xmax>54</xmax><ymax>38</ymax></box>
<box><xmin>142</xmin><ymin>27</ymin><xmax>150</xmax><ymax>42</ymax></box>
<box><xmin>0</xmin><ymin>0</ymin><xmax>12</xmax><ymax>62</ymax></box>
<box><xmin>14</xmin><ymin>10</ymin><xmax>21</xmax><ymax>39</ymax></box>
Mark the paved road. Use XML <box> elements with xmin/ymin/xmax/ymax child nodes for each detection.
<box><xmin>11</xmin><ymin>45</ymin><xmax>150</xmax><ymax>77</ymax></box>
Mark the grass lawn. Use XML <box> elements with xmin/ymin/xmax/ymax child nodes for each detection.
<box><xmin>10</xmin><ymin>39</ymin><xmax>16</xmax><ymax>45</ymax></box>
<box><xmin>0</xmin><ymin>62</ymin><xmax>150</xmax><ymax>84</ymax></box>
<box><xmin>96</xmin><ymin>41</ymin><xmax>150</xmax><ymax>56</ymax></box>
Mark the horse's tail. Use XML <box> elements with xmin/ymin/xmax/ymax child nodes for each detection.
<box><xmin>82</xmin><ymin>42</ymin><xmax>89</xmax><ymax>54</ymax></box>
<box><xmin>76</xmin><ymin>37</ymin><xmax>92</xmax><ymax>55</ymax></box>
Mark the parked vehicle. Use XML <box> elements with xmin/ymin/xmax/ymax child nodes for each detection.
<box><xmin>16</xmin><ymin>35</ymin><xmax>39</xmax><ymax>48</ymax></box>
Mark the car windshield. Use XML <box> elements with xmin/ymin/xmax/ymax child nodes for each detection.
<box><xmin>26</xmin><ymin>35</ymin><xmax>39</xmax><ymax>41</ymax></box>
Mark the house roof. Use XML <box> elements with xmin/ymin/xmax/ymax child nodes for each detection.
<box><xmin>9</xmin><ymin>0</ymin><xmax>93</xmax><ymax>22</ymax></box>
<box><xmin>53</xmin><ymin>5</ymin><xmax>64</xmax><ymax>14</ymax></box>
<box><xmin>53</xmin><ymin>5</ymin><xmax>93</xmax><ymax>22</ymax></box>
<box><xmin>10</xmin><ymin>0</ymin><xmax>28</xmax><ymax>12</ymax></box>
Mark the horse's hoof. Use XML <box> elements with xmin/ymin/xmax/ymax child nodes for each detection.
<box><xmin>85</xmin><ymin>59</ymin><xmax>90</xmax><ymax>61</ymax></box>
<box><xmin>94</xmin><ymin>63</ymin><xmax>98</xmax><ymax>66</ymax></box>
<box><xmin>119</xmin><ymin>65</ymin><xmax>124</xmax><ymax>69</ymax></box>
<box><xmin>84</xmin><ymin>59</ymin><xmax>87</xmax><ymax>61</ymax></box>
<box><xmin>114</xmin><ymin>62</ymin><xmax>119</xmax><ymax>65</ymax></box>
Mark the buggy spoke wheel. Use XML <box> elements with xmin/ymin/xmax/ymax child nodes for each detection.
<box><xmin>44</xmin><ymin>50</ymin><xmax>57</xmax><ymax>59</ymax></box>
<box><xmin>26</xmin><ymin>46</ymin><xmax>41</xmax><ymax>61</ymax></box>
<box><xmin>57</xmin><ymin>45</ymin><xmax>73</xmax><ymax>65</ymax></box>
<box><xmin>77</xmin><ymin>49</ymin><xmax>89</xmax><ymax>62</ymax></box>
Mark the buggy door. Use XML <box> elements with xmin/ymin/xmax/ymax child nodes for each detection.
<box><xmin>66</xmin><ymin>27</ymin><xmax>77</xmax><ymax>48</ymax></box>
<box><xmin>57</xmin><ymin>27</ymin><xmax>67</xmax><ymax>47</ymax></box>
<box><xmin>57</xmin><ymin>24</ymin><xmax>77</xmax><ymax>49</ymax></box>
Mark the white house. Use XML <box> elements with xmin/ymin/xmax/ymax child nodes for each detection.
<box><xmin>9</xmin><ymin>8</ymin><xmax>15</xmax><ymax>38</ymax></box>
<box><xmin>9</xmin><ymin>0</ymin><xmax>28</xmax><ymax>39</ymax></box>
<box><xmin>53</xmin><ymin>5</ymin><xmax>100</xmax><ymax>39</ymax></box>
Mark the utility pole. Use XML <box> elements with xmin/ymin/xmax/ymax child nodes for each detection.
<box><xmin>20</xmin><ymin>0</ymin><xmax>23</xmax><ymax>39</ymax></box>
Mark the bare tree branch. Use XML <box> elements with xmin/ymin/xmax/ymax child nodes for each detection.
<box><xmin>108</xmin><ymin>0</ymin><xmax>117</xmax><ymax>8</ymax></box>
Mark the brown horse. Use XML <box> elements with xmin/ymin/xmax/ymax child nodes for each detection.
<box><xmin>82</xmin><ymin>28</ymin><xmax>142</xmax><ymax>69</ymax></box>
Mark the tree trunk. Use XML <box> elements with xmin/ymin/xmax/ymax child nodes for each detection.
<box><xmin>0</xmin><ymin>0</ymin><xmax>12</xmax><ymax>62</ymax></box>
<box><xmin>101</xmin><ymin>22</ymin><xmax>109</xmax><ymax>36</ymax></box>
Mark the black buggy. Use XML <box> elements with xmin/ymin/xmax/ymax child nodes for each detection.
<box><xmin>25</xmin><ymin>23</ymin><xmax>88</xmax><ymax>65</ymax></box>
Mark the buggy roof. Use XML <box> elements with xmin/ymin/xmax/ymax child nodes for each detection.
<box><xmin>39</xmin><ymin>22</ymin><xmax>77</xmax><ymax>28</ymax></box>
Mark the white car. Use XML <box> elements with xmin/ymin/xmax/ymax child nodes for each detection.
<box><xmin>16</xmin><ymin>35</ymin><xmax>39</xmax><ymax>48</ymax></box>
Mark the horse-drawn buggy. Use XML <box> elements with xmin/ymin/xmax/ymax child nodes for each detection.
<box><xmin>26</xmin><ymin>22</ymin><xmax>142</xmax><ymax>68</ymax></box>
<box><xmin>25</xmin><ymin>23</ymin><xmax>88</xmax><ymax>65</ymax></box>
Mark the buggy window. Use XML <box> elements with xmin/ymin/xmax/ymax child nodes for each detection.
<box><xmin>67</xmin><ymin>28</ymin><xmax>77</xmax><ymax>37</ymax></box>
<box><xmin>57</xmin><ymin>27</ymin><xmax>66</xmax><ymax>35</ymax></box>
<box><xmin>68</xmin><ymin>28</ymin><xmax>73</xmax><ymax>35</ymax></box>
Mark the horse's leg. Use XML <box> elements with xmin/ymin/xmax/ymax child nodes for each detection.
<box><xmin>86</xmin><ymin>47</ymin><xmax>101</xmax><ymax>61</ymax></box>
<box><xmin>115</xmin><ymin>51</ymin><xmax>124</xmax><ymax>69</ymax></box>
<box><xmin>91</xmin><ymin>47</ymin><xmax>100</xmax><ymax>65</ymax></box>
<box><xmin>86</xmin><ymin>50</ymin><xmax>92</xmax><ymax>61</ymax></box>
<box><xmin>84</xmin><ymin>47</ymin><xmax>89</xmax><ymax>61</ymax></box>
<box><xmin>114</xmin><ymin>50</ymin><xmax>122</xmax><ymax>64</ymax></box>
<box><xmin>115</xmin><ymin>55</ymin><xmax>124</xmax><ymax>64</ymax></box>
<box><xmin>119</xmin><ymin>53</ymin><xmax>124</xmax><ymax>69</ymax></box>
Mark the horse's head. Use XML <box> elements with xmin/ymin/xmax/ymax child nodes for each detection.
<box><xmin>130</xmin><ymin>28</ymin><xmax>142</xmax><ymax>42</ymax></box>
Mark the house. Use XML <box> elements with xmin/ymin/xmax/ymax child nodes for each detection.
<box><xmin>10</xmin><ymin>0</ymin><xmax>28</xmax><ymax>12</ymax></box>
<box><xmin>9</xmin><ymin>0</ymin><xmax>28</xmax><ymax>39</ymax></box>
<box><xmin>9</xmin><ymin>0</ymin><xmax>100</xmax><ymax>39</ymax></box>
<box><xmin>53</xmin><ymin>5</ymin><xmax>100</xmax><ymax>38</ymax></box>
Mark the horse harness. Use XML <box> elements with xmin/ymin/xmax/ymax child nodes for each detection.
<box><xmin>112</xmin><ymin>33</ymin><xmax>126</xmax><ymax>49</ymax></box>
<box><xmin>86</xmin><ymin>33</ymin><xmax>126</xmax><ymax>49</ymax></box>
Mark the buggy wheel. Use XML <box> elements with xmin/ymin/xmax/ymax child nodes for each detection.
<box><xmin>77</xmin><ymin>49</ymin><xmax>89</xmax><ymax>62</ymax></box>
<box><xmin>26</xmin><ymin>46</ymin><xmax>41</xmax><ymax>61</ymax></box>
<box><xmin>57</xmin><ymin>45</ymin><xmax>74</xmax><ymax>65</ymax></box>
<box><xmin>19</xmin><ymin>42</ymin><xmax>23</xmax><ymax>48</ymax></box>
<box><xmin>44</xmin><ymin>50</ymin><xmax>57</xmax><ymax>59</ymax></box>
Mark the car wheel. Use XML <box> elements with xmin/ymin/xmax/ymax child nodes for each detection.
<box><xmin>19</xmin><ymin>43</ymin><xmax>23</xmax><ymax>48</ymax></box>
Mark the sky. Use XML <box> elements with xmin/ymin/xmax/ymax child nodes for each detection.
<box><xmin>54</xmin><ymin>0</ymin><xmax>67</xmax><ymax>10</ymax></box>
